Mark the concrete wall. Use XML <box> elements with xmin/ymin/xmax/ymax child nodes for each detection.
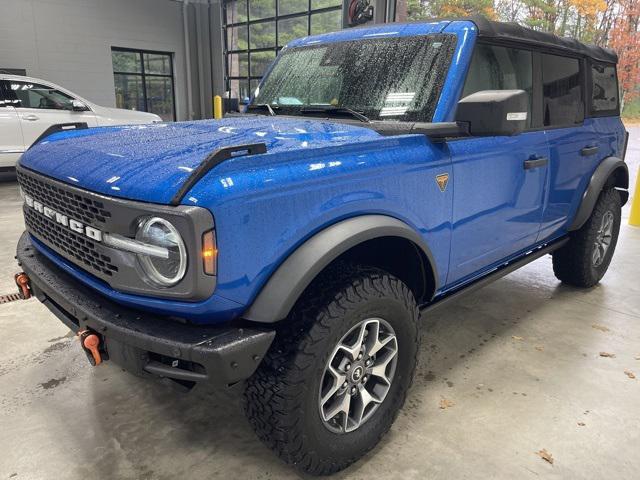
<box><xmin>0</xmin><ymin>0</ymin><xmax>190</xmax><ymax>120</ymax></box>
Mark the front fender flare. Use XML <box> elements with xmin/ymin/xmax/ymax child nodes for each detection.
<box><xmin>569</xmin><ymin>157</ymin><xmax>628</xmax><ymax>231</ymax></box>
<box><xmin>243</xmin><ymin>215</ymin><xmax>438</xmax><ymax>323</ymax></box>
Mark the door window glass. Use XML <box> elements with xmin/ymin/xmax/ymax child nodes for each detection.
<box><xmin>591</xmin><ymin>63</ymin><xmax>618</xmax><ymax>113</ymax></box>
<box><xmin>462</xmin><ymin>44</ymin><xmax>532</xmax><ymax>127</ymax></box>
<box><xmin>9</xmin><ymin>81</ymin><xmax>74</xmax><ymax>110</ymax></box>
<box><xmin>542</xmin><ymin>53</ymin><xmax>583</xmax><ymax>127</ymax></box>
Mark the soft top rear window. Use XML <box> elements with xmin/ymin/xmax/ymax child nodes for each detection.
<box><xmin>590</xmin><ymin>63</ymin><xmax>619</xmax><ymax>115</ymax></box>
<box><xmin>252</xmin><ymin>34</ymin><xmax>455</xmax><ymax>122</ymax></box>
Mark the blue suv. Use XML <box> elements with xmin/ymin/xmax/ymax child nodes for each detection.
<box><xmin>14</xmin><ymin>16</ymin><xmax>629</xmax><ymax>475</ymax></box>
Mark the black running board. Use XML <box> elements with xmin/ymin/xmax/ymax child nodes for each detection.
<box><xmin>422</xmin><ymin>237</ymin><xmax>569</xmax><ymax>314</ymax></box>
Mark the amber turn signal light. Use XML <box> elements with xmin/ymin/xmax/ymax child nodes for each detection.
<box><xmin>202</xmin><ymin>230</ymin><xmax>217</xmax><ymax>275</ymax></box>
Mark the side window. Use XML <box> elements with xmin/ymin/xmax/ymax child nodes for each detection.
<box><xmin>541</xmin><ymin>54</ymin><xmax>583</xmax><ymax>127</ymax></box>
<box><xmin>591</xmin><ymin>63</ymin><xmax>619</xmax><ymax>114</ymax></box>
<box><xmin>462</xmin><ymin>44</ymin><xmax>533</xmax><ymax>127</ymax></box>
<box><xmin>8</xmin><ymin>81</ymin><xmax>75</xmax><ymax>110</ymax></box>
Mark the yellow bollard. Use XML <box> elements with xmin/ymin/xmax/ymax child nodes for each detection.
<box><xmin>630</xmin><ymin>168</ymin><xmax>640</xmax><ymax>227</ymax></box>
<box><xmin>213</xmin><ymin>95</ymin><xmax>223</xmax><ymax>120</ymax></box>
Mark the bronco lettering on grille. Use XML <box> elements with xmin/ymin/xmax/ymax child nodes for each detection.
<box><xmin>24</xmin><ymin>194</ymin><xmax>103</xmax><ymax>242</ymax></box>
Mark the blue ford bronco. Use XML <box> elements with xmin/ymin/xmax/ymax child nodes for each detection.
<box><xmin>14</xmin><ymin>16</ymin><xmax>629</xmax><ymax>475</ymax></box>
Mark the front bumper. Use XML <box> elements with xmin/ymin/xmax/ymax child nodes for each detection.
<box><xmin>16</xmin><ymin>232</ymin><xmax>275</xmax><ymax>387</ymax></box>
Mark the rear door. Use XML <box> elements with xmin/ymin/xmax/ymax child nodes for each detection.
<box><xmin>0</xmin><ymin>80</ymin><xmax>25</xmax><ymax>168</ymax></box>
<box><xmin>446</xmin><ymin>44</ymin><xmax>551</xmax><ymax>285</ymax></box>
<box><xmin>5</xmin><ymin>80</ymin><xmax>97</xmax><ymax>149</ymax></box>
<box><xmin>538</xmin><ymin>53</ymin><xmax>600</xmax><ymax>240</ymax></box>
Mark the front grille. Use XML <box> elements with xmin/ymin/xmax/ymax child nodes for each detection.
<box><xmin>17</xmin><ymin>169</ymin><xmax>112</xmax><ymax>225</ymax></box>
<box><xmin>16</xmin><ymin>165</ymin><xmax>216</xmax><ymax>301</ymax></box>
<box><xmin>24</xmin><ymin>207</ymin><xmax>118</xmax><ymax>277</ymax></box>
<box><xmin>17</xmin><ymin>168</ymin><xmax>118</xmax><ymax>279</ymax></box>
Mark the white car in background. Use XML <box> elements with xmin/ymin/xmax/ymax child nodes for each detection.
<box><xmin>0</xmin><ymin>75</ymin><xmax>161</xmax><ymax>169</ymax></box>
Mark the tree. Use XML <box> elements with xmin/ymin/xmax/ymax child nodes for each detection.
<box><xmin>608</xmin><ymin>0</ymin><xmax>640</xmax><ymax>105</ymax></box>
<box><xmin>402</xmin><ymin>0</ymin><xmax>496</xmax><ymax>19</ymax></box>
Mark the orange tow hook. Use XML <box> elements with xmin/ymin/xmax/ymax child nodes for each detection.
<box><xmin>77</xmin><ymin>330</ymin><xmax>103</xmax><ymax>366</ymax></box>
<box><xmin>14</xmin><ymin>272</ymin><xmax>31</xmax><ymax>299</ymax></box>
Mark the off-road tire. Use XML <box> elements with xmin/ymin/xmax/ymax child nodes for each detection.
<box><xmin>244</xmin><ymin>265</ymin><xmax>419</xmax><ymax>475</ymax></box>
<box><xmin>552</xmin><ymin>187</ymin><xmax>621</xmax><ymax>287</ymax></box>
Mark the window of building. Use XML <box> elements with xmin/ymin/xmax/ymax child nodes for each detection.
<box><xmin>590</xmin><ymin>63</ymin><xmax>619</xmax><ymax>114</ymax></box>
<box><xmin>0</xmin><ymin>68</ymin><xmax>27</xmax><ymax>76</ymax></box>
<box><xmin>111</xmin><ymin>48</ymin><xmax>176</xmax><ymax>121</ymax></box>
<box><xmin>541</xmin><ymin>53</ymin><xmax>583</xmax><ymax>127</ymax></box>
<box><xmin>223</xmin><ymin>0</ymin><xmax>342</xmax><ymax>102</ymax></box>
<box><xmin>462</xmin><ymin>44</ymin><xmax>533</xmax><ymax>127</ymax></box>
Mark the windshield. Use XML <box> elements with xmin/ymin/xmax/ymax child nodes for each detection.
<box><xmin>252</xmin><ymin>34</ymin><xmax>455</xmax><ymax>122</ymax></box>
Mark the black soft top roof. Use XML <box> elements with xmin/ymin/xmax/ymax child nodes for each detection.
<box><xmin>468</xmin><ymin>16</ymin><xmax>617</xmax><ymax>63</ymax></box>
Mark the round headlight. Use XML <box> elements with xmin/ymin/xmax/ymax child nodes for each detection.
<box><xmin>135</xmin><ymin>217</ymin><xmax>187</xmax><ymax>287</ymax></box>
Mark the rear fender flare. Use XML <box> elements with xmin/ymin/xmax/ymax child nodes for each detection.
<box><xmin>569</xmin><ymin>157</ymin><xmax>628</xmax><ymax>231</ymax></box>
<box><xmin>242</xmin><ymin>215</ymin><xmax>438</xmax><ymax>323</ymax></box>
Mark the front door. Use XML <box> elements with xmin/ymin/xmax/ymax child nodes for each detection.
<box><xmin>447</xmin><ymin>134</ymin><xmax>550</xmax><ymax>284</ymax></box>
<box><xmin>4</xmin><ymin>80</ymin><xmax>97</xmax><ymax>149</ymax></box>
<box><xmin>445</xmin><ymin>43</ymin><xmax>549</xmax><ymax>286</ymax></box>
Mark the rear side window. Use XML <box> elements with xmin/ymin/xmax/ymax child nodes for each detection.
<box><xmin>542</xmin><ymin>53</ymin><xmax>583</xmax><ymax>127</ymax></box>
<box><xmin>462</xmin><ymin>44</ymin><xmax>533</xmax><ymax>127</ymax></box>
<box><xmin>590</xmin><ymin>63</ymin><xmax>619</xmax><ymax>114</ymax></box>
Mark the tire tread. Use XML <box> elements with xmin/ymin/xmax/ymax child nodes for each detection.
<box><xmin>553</xmin><ymin>188</ymin><xmax>621</xmax><ymax>287</ymax></box>
<box><xmin>244</xmin><ymin>264</ymin><xmax>419</xmax><ymax>475</ymax></box>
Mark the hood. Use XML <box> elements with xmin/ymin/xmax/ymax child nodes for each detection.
<box><xmin>19</xmin><ymin>117</ymin><xmax>382</xmax><ymax>204</ymax></box>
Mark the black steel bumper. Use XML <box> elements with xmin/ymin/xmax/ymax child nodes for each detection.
<box><xmin>16</xmin><ymin>232</ymin><xmax>275</xmax><ymax>387</ymax></box>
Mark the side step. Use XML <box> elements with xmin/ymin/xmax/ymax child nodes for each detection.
<box><xmin>423</xmin><ymin>237</ymin><xmax>569</xmax><ymax>314</ymax></box>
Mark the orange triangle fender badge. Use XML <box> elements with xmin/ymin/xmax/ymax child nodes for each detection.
<box><xmin>435</xmin><ymin>173</ymin><xmax>449</xmax><ymax>192</ymax></box>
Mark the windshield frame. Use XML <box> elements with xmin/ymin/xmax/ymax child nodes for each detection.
<box><xmin>248</xmin><ymin>33</ymin><xmax>456</xmax><ymax>124</ymax></box>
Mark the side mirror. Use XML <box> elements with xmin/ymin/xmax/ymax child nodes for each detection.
<box><xmin>455</xmin><ymin>90</ymin><xmax>529</xmax><ymax>136</ymax></box>
<box><xmin>72</xmin><ymin>100</ymin><xmax>89</xmax><ymax>112</ymax></box>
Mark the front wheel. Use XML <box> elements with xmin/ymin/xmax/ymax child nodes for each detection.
<box><xmin>244</xmin><ymin>265</ymin><xmax>419</xmax><ymax>475</ymax></box>
<box><xmin>553</xmin><ymin>187</ymin><xmax>622</xmax><ymax>288</ymax></box>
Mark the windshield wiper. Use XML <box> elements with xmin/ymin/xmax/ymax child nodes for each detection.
<box><xmin>299</xmin><ymin>106</ymin><xmax>369</xmax><ymax>123</ymax></box>
<box><xmin>245</xmin><ymin>103</ymin><xmax>278</xmax><ymax>116</ymax></box>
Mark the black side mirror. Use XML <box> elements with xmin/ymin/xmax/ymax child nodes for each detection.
<box><xmin>455</xmin><ymin>90</ymin><xmax>529</xmax><ymax>136</ymax></box>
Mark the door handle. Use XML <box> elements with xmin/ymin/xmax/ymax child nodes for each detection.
<box><xmin>22</xmin><ymin>114</ymin><xmax>39</xmax><ymax>121</ymax></box>
<box><xmin>524</xmin><ymin>156</ymin><xmax>548</xmax><ymax>170</ymax></box>
<box><xmin>580</xmin><ymin>145</ymin><xmax>599</xmax><ymax>156</ymax></box>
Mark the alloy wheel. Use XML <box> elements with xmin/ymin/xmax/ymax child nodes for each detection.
<box><xmin>318</xmin><ymin>317</ymin><xmax>398</xmax><ymax>434</ymax></box>
<box><xmin>592</xmin><ymin>210</ymin><xmax>614</xmax><ymax>267</ymax></box>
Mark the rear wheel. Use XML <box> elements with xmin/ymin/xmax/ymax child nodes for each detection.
<box><xmin>552</xmin><ymin>188</ymin><xmax>621</xmax><ymax>287</ymax></box>
<box><xmin>244</xmin><ymin>265</ymin><xmax>419</xmax><ymax>475</ymax></box>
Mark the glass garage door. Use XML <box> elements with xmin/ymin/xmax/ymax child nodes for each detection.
<box><xmin>223</xmin><ymin>0</ymin><xmax>343</xmax><ymax>103</ymax></box>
